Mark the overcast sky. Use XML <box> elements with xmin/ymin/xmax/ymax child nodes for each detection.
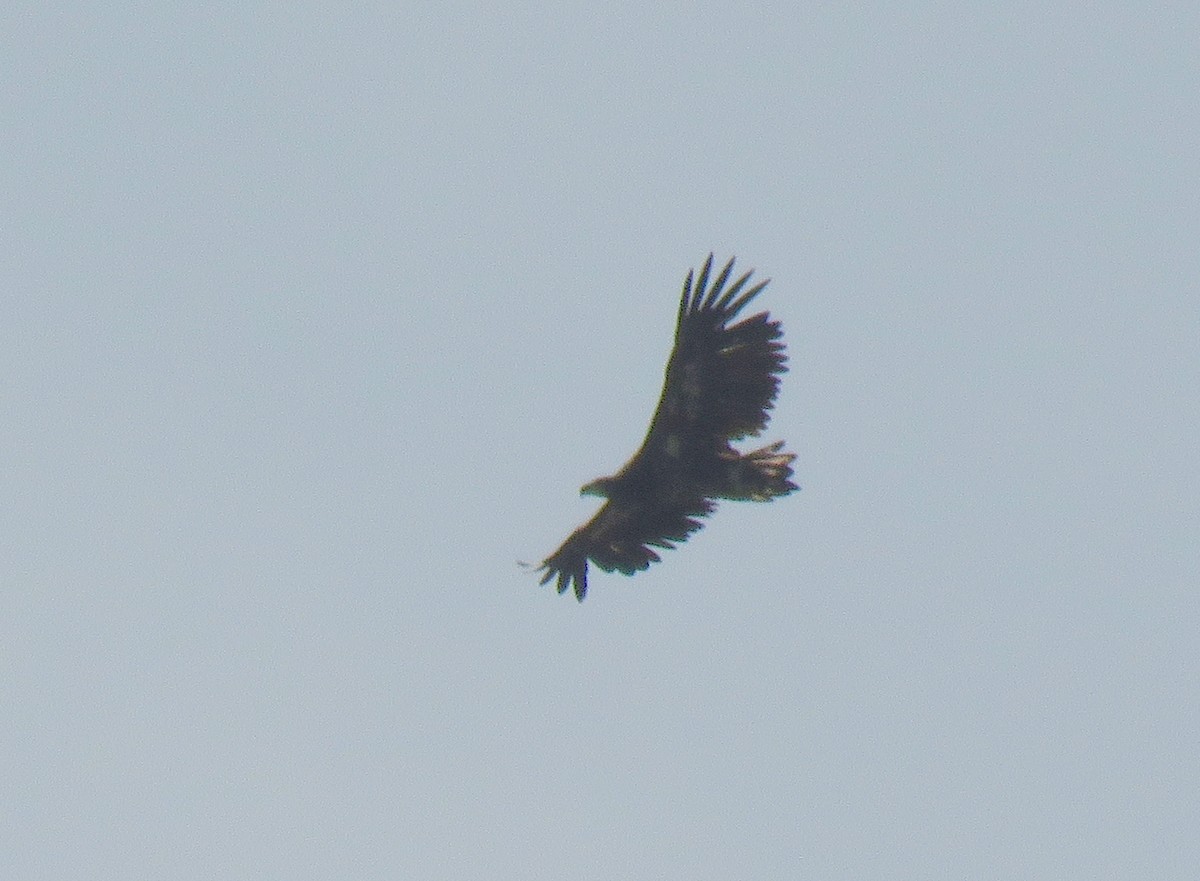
<box><xmin>4</xmin><ymin>4</ymin><xmax>1198</xmax><ymax>879</ymax></box>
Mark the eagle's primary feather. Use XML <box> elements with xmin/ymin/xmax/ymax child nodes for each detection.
<box><xmin>536</xmin><ymin>255</ymin><xmax>797</xmax><ymax>600</ymax></box>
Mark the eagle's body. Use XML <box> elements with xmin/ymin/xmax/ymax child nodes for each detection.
<box><xmin>537</xmin><ymin>255</ymin><xmax>797</xmax><ymax>600</ymax></box>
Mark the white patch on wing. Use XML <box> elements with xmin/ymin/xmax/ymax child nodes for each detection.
<box><xmin>664</xmin><ymin>434</ymin><xmax>681</xmax><ymax>457</ymax></box>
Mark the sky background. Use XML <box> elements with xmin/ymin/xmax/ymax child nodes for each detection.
<box><xmin>4</xmin><ymin>3</ymin><xmax>1198</xmax><ymax>879</ymax></box>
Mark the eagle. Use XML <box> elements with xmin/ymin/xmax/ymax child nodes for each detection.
<box><xmin>536</xmin><ymin>254</ymin><xmax>798</xmax><ymax>601</ymax></box>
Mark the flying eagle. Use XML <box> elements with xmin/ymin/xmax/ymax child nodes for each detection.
<box><xmin>536</xmin><ymin>255</ymin><xmax>798</xmax><ymax>601</ymax></box>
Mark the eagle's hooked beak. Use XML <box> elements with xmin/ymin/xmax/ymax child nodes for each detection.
<box><xmin>580</xmin><ymin>479</ymin><xmax>608</xmax><ymax>498</ymax></box>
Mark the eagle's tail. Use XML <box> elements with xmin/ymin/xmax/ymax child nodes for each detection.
<box><xmin>727</xmin><ymin>441</ymin><xmax>798</xmax><ymax>501</ymax></box>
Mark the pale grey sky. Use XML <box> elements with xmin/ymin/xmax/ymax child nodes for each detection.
<box><xmin>4</xmin><ymin>4</ymin><xmax>1198</xmax><ymax>879</ymax></box>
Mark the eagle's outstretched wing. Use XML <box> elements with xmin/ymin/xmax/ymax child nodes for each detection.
<box><xmin>537</xmin><ymin>497</ymin><xmax>715</xmax><ymax>601</ymax></box>
<box><xmin>640</xmin><ymin>254</ymin><xmax>787</xmax><ymax>452</ymax></box>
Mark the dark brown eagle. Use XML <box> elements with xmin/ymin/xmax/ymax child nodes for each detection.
<box><xmin>536</xmin><ymin>255</ymin><xmax>798</xmax><ymax>601</ymax></box>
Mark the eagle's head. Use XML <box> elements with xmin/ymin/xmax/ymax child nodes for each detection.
<box><xmin>580</xmin><ymin>476</ymin><xmax>618</xmax><ymax>498</ymax></box>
